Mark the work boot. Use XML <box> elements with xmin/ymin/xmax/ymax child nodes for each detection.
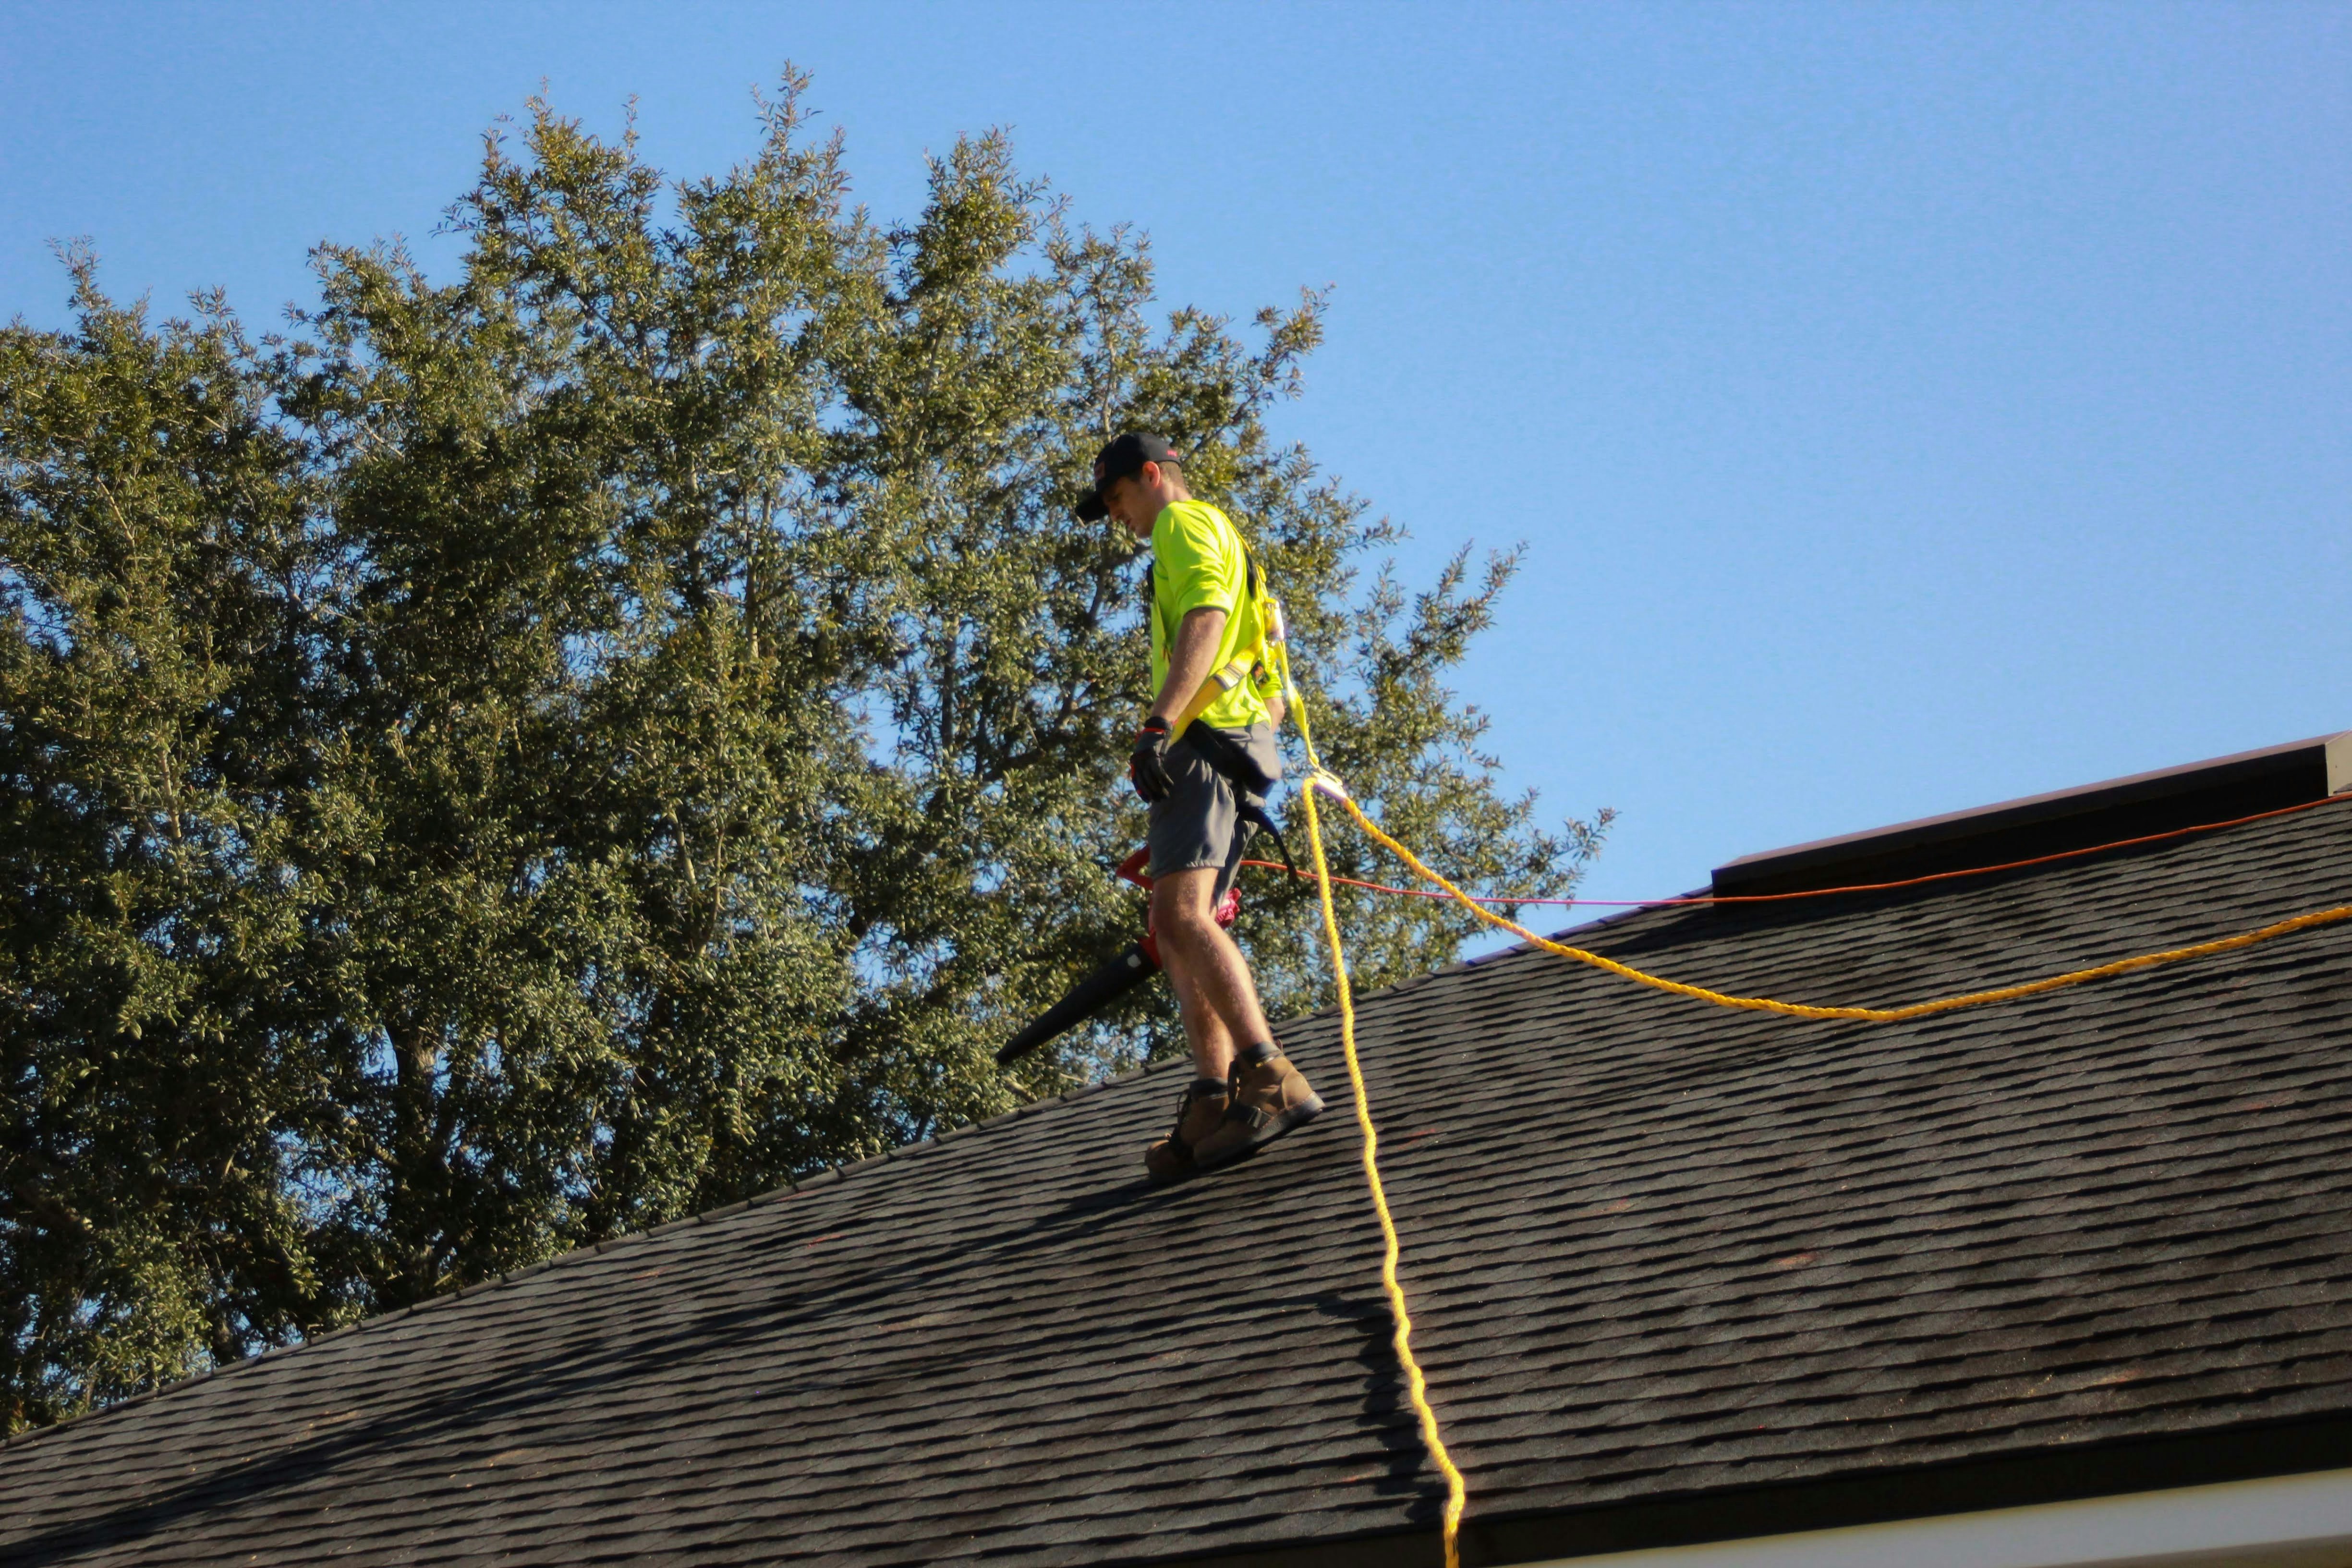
<box><xmin>1192</xmin><ymin>1046</ymin><xmax>1325</xmax><ymax>1171</ymax></box>
<box><xmin>1144</xmin><ymin>1078</ymin><xmax>1230</xmax><ymax>1185</ymax></box>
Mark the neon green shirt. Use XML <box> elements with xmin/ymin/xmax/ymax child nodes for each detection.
<box><xmin>1150</xmin><ymin>498</ymin><xmax>1273</xmax><ymax>732</ymax></box>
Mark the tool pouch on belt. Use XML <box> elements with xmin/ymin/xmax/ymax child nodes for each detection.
<box><xmin>1181</xmin><ymin>724</ymin><xmax>1300</xmax><ymax>886</ymax></box>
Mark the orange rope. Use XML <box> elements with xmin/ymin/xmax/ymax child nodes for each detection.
<box><xmin>1245</xmin><ymin>789</ymin><xmax>2352</xmax><ymax>910</ymax></box>
<box><xmin>1253</xmin><ymin>731</ymin><xmax>2345</xmax><ymax>1566</ymax></box>
<box><xmin>1320</xmin><ymin>780</ymin><xmax>2352</xmax><ymax>1024</ymax></box>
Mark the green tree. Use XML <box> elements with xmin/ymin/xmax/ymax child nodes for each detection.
<box><xmin>0</xmin><ymin>258</ymin><xmax>337</xmax><ymax>1426</ymax></box>
<box><xmin>0</xmin><ymin>76</ymin><xmax>1607</xmax><ymax>1433</ymax></box>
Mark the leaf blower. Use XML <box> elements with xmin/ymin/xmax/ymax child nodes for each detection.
<box><xmin>994</xmin><ymin>848</ymin><xmax>1241</xmax><ymax>1065</ymax></box>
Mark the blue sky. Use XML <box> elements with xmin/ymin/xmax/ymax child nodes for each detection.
<box><xmin>4</xmin><ymin>2</ymin><xmax>2346</xmax><ymax>909</ymax></box>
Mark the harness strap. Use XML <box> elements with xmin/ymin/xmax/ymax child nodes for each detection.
<box><xmin>1148</xmin><ymin>512</ymin><xmax>1303</xmax><ymax>881</ymax></box>
<box><xmin>1237</xmin><ymin>802</ymin><xmax>1300</xmax><ymax>887</ymax></box>
<box><xmin>1154</xmin><ymin>534</ymin><xmax>1291</xmax><ymax>739</ymax></box>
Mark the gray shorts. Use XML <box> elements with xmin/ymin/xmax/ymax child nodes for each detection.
<box><xmin>1148</xmin><ymin>722</ymin><xmax>1284</xmax><ymax>898</ymax></box>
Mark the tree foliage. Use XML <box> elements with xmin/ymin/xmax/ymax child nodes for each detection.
<box><xmin>0</xmin><ymin>78</ymin><xmax>1607</xmax><ymax>1432</ymax></box>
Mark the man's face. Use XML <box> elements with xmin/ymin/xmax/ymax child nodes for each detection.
<box><xmin>1100</xmin><ymin>463</ymin><xmax>1162</xmax><ymax>539</ymax></box>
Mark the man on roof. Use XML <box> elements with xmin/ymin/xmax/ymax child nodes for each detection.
<box><xmin>1077</xmin><ymin>432</ymin><xmax>1326</xmax><ymax>1182</ymax></box>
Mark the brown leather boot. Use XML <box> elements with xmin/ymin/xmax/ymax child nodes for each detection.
<box><xmin>1144</xmin><ymin>1079</ymin><xmax>1229</xmax><ymax>1185</ymax></box>
<box><xmin>1192</xmin><ymin>1047</ymin><xmax>1325</xmax><ymax>1171</ymax></box>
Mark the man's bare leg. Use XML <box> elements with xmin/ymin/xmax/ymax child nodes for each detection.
<box><xmin>1141</xmin><ymin>864</ymin><xmax>1323</xmax><ymax>1179</ymax></box>
<box><xmin>1151</xmin><ymin>866</ymin><xmax>1273</xmax><ymax>1079</ymax></box>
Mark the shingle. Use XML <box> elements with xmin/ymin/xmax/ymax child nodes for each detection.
<box><xmin>6</xmin><ymin>803</ymin><xmax>2352</xmax><ymax>1566</ymax></box>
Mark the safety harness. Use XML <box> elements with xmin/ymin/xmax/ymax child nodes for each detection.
<box><xmin>1154</xmin><ymin>534</ymin><xmax>1301</xmax><ymax>884</ymax></box>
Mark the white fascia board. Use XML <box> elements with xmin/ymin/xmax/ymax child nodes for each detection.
<box><xmin>1524</xmin><ymin>1466</ymin><xmax>2352</xmax><ymax>1568</ymax></box>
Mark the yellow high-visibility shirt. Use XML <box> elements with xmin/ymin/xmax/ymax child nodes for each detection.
<box><xmin>1149</xmin><ymin>498</ymin><xmax>1272</xmax><ymax>732</ymax></box>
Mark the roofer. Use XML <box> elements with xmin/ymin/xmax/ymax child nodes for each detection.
<box><xmin>1077</xmin><ymin>433</ymin><xmax>1327</xmax><ymax>1183</ymax></box>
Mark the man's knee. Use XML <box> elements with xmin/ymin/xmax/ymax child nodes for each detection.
<box><xmin>1152</xmin><ymin>871</ymin><xmax>1222</xmax><ymax>943</ymax></box>
<box><xmin>1156</xmin><ymin>899</ymin><xmax>1218</xmax><ymax>943</ymax></box>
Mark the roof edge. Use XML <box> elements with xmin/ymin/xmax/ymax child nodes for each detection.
<box><xmin>1134</xmin><ymin>1409</ymin><xmax>2352</xmax><ymax>1568</ymax></box>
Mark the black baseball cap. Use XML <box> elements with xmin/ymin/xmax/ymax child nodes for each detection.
<box><xmin>1074</xmin><ymin>432</ymin><xmax>1181</xmax><ymax>522</ymax></box>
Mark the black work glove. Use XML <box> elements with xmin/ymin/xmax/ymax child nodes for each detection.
<box><xmin>1128</xmin><ymin>717</ymin><xmax>1175</xmax><ymax>804</ymax></box>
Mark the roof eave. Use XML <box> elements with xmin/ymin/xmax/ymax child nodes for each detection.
<box><xmin>1133</xmin><ymin>1409</ymin><xmax>2352</xmax><ymax>1568</ymax></box>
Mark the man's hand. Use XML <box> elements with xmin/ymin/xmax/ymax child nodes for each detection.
<box><xmin>1129</xmin><ymin>717</ymin><xmax>1175</xmax><ymax>803</ymax></box>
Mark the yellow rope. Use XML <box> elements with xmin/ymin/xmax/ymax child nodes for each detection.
<box><xmin>1287</xmin><ymin>697</ymin><xmax>1468</xmax><ymax>1568</ymax></box>
<box><xmin>1269</xmin><ymin>638</ymin><xmax>2341</xmax><ymax>1568</ymax></box>
<box><xmin>1327</xmin><ymin>786</ymin><xmax>2352</xmax><ymax>1024</ymax></box>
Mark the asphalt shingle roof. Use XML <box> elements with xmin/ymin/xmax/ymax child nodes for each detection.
<box><xmin>7</xmin><ymin>781</ymin><xmax>2352</xmax><ymax>1567</ymax></box>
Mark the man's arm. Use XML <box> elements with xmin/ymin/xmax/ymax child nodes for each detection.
<box><xmin>1150</xmin><ymin>606</ymin><xmax>1228</xmax><ymax>729</ymax></box>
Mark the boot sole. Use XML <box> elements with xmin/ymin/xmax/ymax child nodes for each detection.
<box><xmin>1192</xmin><ymin>1094</ymin><xmax>1327</xmax><ymax>1172</ymax></box>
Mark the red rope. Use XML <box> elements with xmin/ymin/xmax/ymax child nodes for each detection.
<box><xmin>1241</xmin><ymin>790</ymin><xmax>2352</xmax><ymax>910</ymax></box>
